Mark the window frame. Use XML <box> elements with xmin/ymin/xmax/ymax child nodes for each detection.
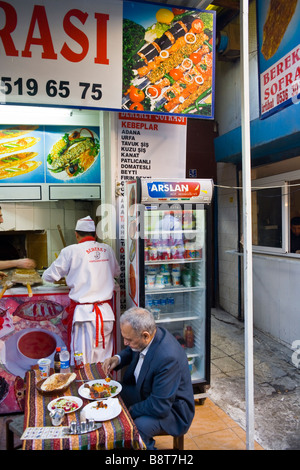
<box><xmin>251</xmin><ymin>169</ymin><xmax>300</xmax><ymax>255</ymax></box>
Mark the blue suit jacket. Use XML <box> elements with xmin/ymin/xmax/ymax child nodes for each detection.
<box><xmin>117</xmin><ymin>327</ymin><xmax>195</xmax><ymax>436</ymax></box>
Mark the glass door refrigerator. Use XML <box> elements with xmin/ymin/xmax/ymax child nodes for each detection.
<box><xmin>125</xmin><ymin>177</ymin><xmax>214</xmax><ymax>396</ymax></box>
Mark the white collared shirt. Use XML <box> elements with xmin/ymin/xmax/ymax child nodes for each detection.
<box><xmin>134</xmin><ymin>338</ymin><xmax>154</xmax><ymax>382</ymax></box>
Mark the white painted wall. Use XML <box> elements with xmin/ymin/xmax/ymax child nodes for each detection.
<box><xmin>252</xmin><ymin>254</ymin><xmax>300</xmax><ymax>346</ymax></box>
<box><xmin>215</xmin><ymin>1</ymin><xmax>300</xmax><ymax>347</ymax></box>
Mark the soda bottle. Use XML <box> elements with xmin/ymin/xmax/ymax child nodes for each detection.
<box><xmin>60</xmin><ymin>346</ymin><xmax>70</xmax><ymax>373</ymax></box>
<box><xmin>184</xmin><ymin>325</ymin><xmax>194</xmax><ymax>348</ymax></box>
<box><xmin>54</xmin><ymin>347</ymin><xmax>61</xmax><ymax>373</ymax></box>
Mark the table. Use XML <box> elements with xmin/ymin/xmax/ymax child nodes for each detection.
<box><xmin>22</xmin><ymin>362</ymin><xmax>146</xmax><ymax>450</ymax></box>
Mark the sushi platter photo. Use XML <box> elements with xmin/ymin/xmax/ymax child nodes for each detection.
<box><xmin>122</xmin><ymin>3</ymin><xmax>215</xmax><ymax>118</ymax></box>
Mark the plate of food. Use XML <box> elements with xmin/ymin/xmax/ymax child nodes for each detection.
<box><xmin>82</xmin><ymin>397</ymin><xmax>122</xmax><ymax>421</ymax></box>
<box><xmin>37</xmin><ymin>372</ymin><xmax>77</xmax><ymax>395</ymax></box>
<box><xmin>47</xmin><ymin>128</ymin><xmax>100</xmax><ymax>180</ymax></box>
<box><xmin>78</xmin><ymin>379</ymin><xmax>122</xmax><ymax>400</ymax></box>
<box><xmin>47</xmin><ymin>396</ymin><xmax>83</xmax><ymax>414</ymax></box>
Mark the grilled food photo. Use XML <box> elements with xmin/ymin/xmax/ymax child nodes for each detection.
<box><xmin>0</xmin><ymin>125</ymin><xmax>38</xmax><ymax>140</ymax></box>
<box><xmin>0</xmin><ymin>152</ymin><xmax>38</xmax><ymax>171</ymax></box>
<box><xmin>261</xmin><ymin>0</ymin><xmax>298</xmax><ymax>60</ymax></box>
<box><xmin>0</xmin><ymin>136</ymin><xmax>40</xmax><ymax>155</ymax></box>
<box><xmin>122</xmin><ymin>7</ymin><xmax>214</xmax><ymax>116</ymax></box>
<box><xmin>47</xmin><ymin>128</ymin><xmax>100</xmax><ymax>179</ymax></box>
<box><xmin>0</xmin><ymin>160</ymin><xmax>42</xmax><ymax>179</ymax></box>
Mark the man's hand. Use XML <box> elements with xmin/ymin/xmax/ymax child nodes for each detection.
<box><xmin>102</xmin><ymin>356</ymin><xmax>119</xmax><ymax>376</ymax></box>
<box><xmin>16</xmin><ymin>258</ymin><xmax>36</xmax><ymax>269</ymax></box>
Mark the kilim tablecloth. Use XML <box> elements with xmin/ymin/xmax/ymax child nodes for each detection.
<box><xmin>22</xmin><ymin>362</ymin><xmax>146</xmax><ymax>450</ymax></box>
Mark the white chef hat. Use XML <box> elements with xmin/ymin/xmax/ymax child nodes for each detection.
<box><xmin>75</xmin><ymin>216</ymin><xmax>95</xmax><ymax>232</ymax></box>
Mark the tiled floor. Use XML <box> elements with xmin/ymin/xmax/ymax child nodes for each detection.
<box><xmin>155</xmin><ymin>398</ymin><xmax>264</xmax><ymax>451</ymax></box>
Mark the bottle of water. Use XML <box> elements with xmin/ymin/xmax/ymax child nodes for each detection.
<box><xmin>60</xmin><ymin>346</ymin><xmax>70</xmax><ymax>373</ymax></box>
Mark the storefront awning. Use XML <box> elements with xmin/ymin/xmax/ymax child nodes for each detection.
<box><xmin>214</xmin><ymin>102</ymin><xmax>300</xmax><ymax>166</ymax></box>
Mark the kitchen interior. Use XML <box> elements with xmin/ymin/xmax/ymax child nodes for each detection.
<box><xmin>0</xmin><ymin>105</ymin><xmax>109</xmax><ymax>401</ymax></box>
<box><xmin>0</xmin><ymin>105</ymin><xmax>104</xmax><ymax>277</ymax></box>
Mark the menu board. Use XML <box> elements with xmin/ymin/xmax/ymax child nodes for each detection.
<box><xmin>0</xmin><ymin>124</ymin><xmax>101</xmax><ymax>184</ymax></box>
<box><xmin>117</xmin><ymin>113</ymin><xmax>186</xmax><ymax>310</ymax></box>
<box><xmin>117</xmin><ymin>112</ymin><xmax>186</xmax><ymax>185</ymax></box>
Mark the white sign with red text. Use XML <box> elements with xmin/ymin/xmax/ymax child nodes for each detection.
<box><xmin>117</xmin><ymin>113</ymin><xmax>187</xmax><ymax>183</ymax></box>
<box><xmin>117</xmin><ymin>113</ymin><xmax>187</xmax><ymax>310</ymax></box>
<box><xmin>0</xmin><ymin>0</ymin><xmax>122</xmax><ymax>108</ymax></box>
<box><xmin>260</xmin><ymin>44</ymin><xmax>300</xmax><ymax>116</ymax></box>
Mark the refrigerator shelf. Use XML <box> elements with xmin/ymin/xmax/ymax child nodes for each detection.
<box><xmin>145</xmin><ymin>258</ymin><xmax>202</xmax><ymax>265</ymax></box>
<box><xmin>155</xmin><ymin>314</ymin><xmax>200</xmax><ymax>323</ymax></box>
<box><xmin>146</xmin><ymin>285</ymin><xmax>204</xmax><ymax>294</ymax></box>
<box><xmin>145</xmin><ymin>229</ymin><xmax>198</xmax><ymax>235</ymax></box>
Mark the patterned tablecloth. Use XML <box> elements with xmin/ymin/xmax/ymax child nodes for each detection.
<box><xmin>22</xmin><ymin>362</ymin><xmax>145</xmax><ymax>450</ymax></box>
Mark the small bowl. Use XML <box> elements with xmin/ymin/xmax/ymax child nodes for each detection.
<box><xmin>17</xmin><ymin>329</ymin><xmax>57</xmax><ymax>369</ymax></box>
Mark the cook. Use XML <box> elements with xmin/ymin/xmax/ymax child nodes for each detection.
<box><xmin>0</xmin><ymin>205</ymin><xmax>36</xmax><ymax>279</ymax></box>
<box><xmin>42</xmin><ymin>216</ymin><xmax>120</xmax><ymax>365</ymax></box>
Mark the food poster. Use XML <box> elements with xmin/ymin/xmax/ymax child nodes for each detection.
<box><xmin>0</xmin><ymin>125</ymin><xmax>44</xmax><ymax>182</ymax></box>
<box><xmin>0</xmin><ymin>294</ymin><xmax>69</xmax><ymax>414</ymax></box>
<box><xmin>0</xmin><ymin>124</ymin><xmax>100</xmax><ymax>183</ymax></box>
<box><xmin>122</xmin><ymin>2</ymin><xmax>215</xmax><ymax>118</ymax></box>
<box><xmin>45</xmin><ymin>126</ymin><xmax>100</xmax><ymax>183</ymax></box>
<box><xmin>257</xmin><ymin>0</ymin><xmax>300</xmax><ymax>118</ymax></box>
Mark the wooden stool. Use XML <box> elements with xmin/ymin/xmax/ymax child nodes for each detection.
<box><xmin>6</xmin><ymin>414</ymin><xmax>24</xmax><ymax>450</ymax></box>
<box><xmin>155</xmin><ymin>430</ymin><xmax>184</xmax><ymax>450</ymax></box>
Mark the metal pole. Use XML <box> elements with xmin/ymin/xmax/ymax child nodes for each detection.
<box><xmin>240</xmin><ymin>0</ymin><xmax>255</xmax><ymax>450</ymax></box>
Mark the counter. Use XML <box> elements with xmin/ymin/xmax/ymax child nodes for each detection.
<box><xmin>0</xmin><ymin>283</ymin><xmax>120</xmax><ymax>415</ymax></box>
<box><xmin>0</xmin><ymin>285</ymin><xmax>70</xmax><ymax>414</ymax></box>
<box><xmin>3</xmin><ymin>281</ymin><xmax>70</xmax><ymax>296</ymax></box>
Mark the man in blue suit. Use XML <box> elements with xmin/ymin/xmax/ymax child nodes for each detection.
<box><xmin>102</xmin><ymin>307</ymin><xmax>195</xmax><ymax>450</ymax></box>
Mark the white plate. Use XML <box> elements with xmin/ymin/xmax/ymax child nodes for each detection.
<box><xmin>78</xmin><ymin>379</ymin><xmax>122</xmax><ymax>400</ymax></box>
<box><xmin>82</xmin><ymin>398</ymin><xmax>122</xmax><ymax>422</ymax></box>
<box><xmin>47</xmin><ymin>396</ymin><xmax>83</xmax><ymax>414</ymax></box>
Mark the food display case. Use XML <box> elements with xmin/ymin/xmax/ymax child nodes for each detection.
<box><xmin>125</xmin><ymin>177</ymin><xmax>214</xmax><ymax>395</ymax></box>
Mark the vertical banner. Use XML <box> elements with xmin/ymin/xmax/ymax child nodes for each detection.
<box><xmin>125</xmin><ymin>179</ymin><xmax>139</xmax><ymax>308</ymax></box>
<box><xmin>117</xmin><ymin>113</ymin><xmax>187</xmax><ymax>310</ymax></box>
<box><xmin>257</xmin><ymin>0</ymin><xmax>300</xmax><ymax>118</ymax></box>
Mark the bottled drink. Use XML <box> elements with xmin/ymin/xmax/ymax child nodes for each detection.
<box><xmin>60</xmin><ymin>346</ymin><xmax>70</xmax><ymax>373</ymax></box>
<box><xmin>184</xmin><ymin>325</ymin><xmax>194</xmax><ymax>348</ymax></box>
<box><xmin>54</xmin><ymin>347</ymin><xmax>61</xmax><ymax>373</ymax></box>
<box><xmin>74</xmin><ymin>351</ymin><xmax>84</xmax><ymax>369</ymax></box>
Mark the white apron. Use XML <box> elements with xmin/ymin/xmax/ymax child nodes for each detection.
<box><xmin>43</xmin><ymin>239</ymin><xmax>120</xmax><ymax>364</ymax></box>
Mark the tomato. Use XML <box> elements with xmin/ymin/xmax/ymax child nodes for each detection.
<box><xmin>129</xmin><ymin>86</ymin><xmax>145</xmax><ymax>102</ymax></box>
<box><xmin>147</xmin><ymin>85</ymin><xmax>161</xmax><ymax>98</ymax></box>
<box><xmin>169</xmin><ymin>68</ymin><xmax>183</xmax><ymax>81</ymax></box>
<box><xmin>172</xmin><ymin>8</ymin><xmax>186</xmax><ymax>16</ymax></box>
<box><xmin>191</xmin><ymin>19</ymin><xmax>204</xmax><ymax>34</ymax></box>
<box><xmin>190</xmin><ymin>52</ymin><xmax>202</xmax><ymax>64</ymax></box>
<box><xmin>129</xmin><ymin>102</ymin><xmax>144</xmax><ymax>111</ymax></box>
